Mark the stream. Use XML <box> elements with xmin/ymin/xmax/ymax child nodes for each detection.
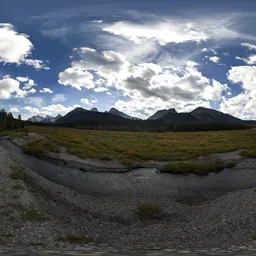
<box><xmin>1</xmin><ymin>137</ymin><xmax>256</xmax><ymax>198</ymax></box>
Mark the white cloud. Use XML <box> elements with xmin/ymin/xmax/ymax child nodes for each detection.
<box><xmin>241</xmin><ymin>43</ymin><xmax>256</xmax><ymax>51</ymax></box>
<box><xmin>103</xmin><ymin>17</ymin><xmax>253</xmax><ymax>46</ymax></box>
<box><xmin>16</xmin><ymin>76</ymin><xmax>29</xmax><ymax>82</ymax></box>
<box><xmin>227</xmin><ymin>66</ymin><xmax>256</xmax><ymax>93</ymax></box>
<box><xmin>236</xmin><ymin>55</ymin><xmax>256</xmax><ymax>65</ymax></box>
<box><xmin>0</xmin><ymin>23</ymin><xmax>49</xmax><ymax>69</ymax></box>
<box><xmin>202</xmin><ymin>80</ymin><xmax>228</xmax><ymax>101</ymax></box>
<box><xmin>22</xmin><ymin>59</ymin><xmax>50</xmax><ymax>70</ymax></box>
<box><xmin>92</xmin><ymin>20</ymin><xmax>103</xmax><ymax>23</ymax></box>
<box><xmin>0</xmin><ymin>78</ymin><xmax>20</xmax><ymax>99</ymax></box>
<box><xmin>23</xmin><ymin>79</ymin><xmax>36</xmax><ymax>89</ymax></box>
<box><xmin>60</xmin><ymin>47</ymin><xmax>229</xmax><ymax>117</ymax></box>
<box><xmin>0</xmin><ymin>23</ymin><xmax>33</xmax><ymax>63</ymax></box>
<box><xmin>93</xmin><ymin>87</ymin><xmax>108</xmax><ymax>92</ymax></box>
<box><xmin>223</xmin><ymin>65</ymin><xmax>256</xmax><ymax>119</ymax></box>
<box><xmin>9</xmin><ymin>107</ymin><xmax>19</xmax><ymax>113</ymax></box>
<box><xmin>52</xmin><ymin>94</ymin><xmax>66</xmax><ymax>102</ymax></box>
<box><xmin>202</xmin><ymin>48</ymin><xmax>217</xmax><ymax>54</ymax></box>
<box><xmin>208</xmin><ymin>56</ymin><xmax>220</xmax><ymax>64</ymax></box>
<box><xmin>80</xmin><ymin>98</ymin><xmax>98</xmax><ymax>105</ymax></box>
<box><xmin>24</xmin><ymin>97</ymin><xmax>44</xmax><ymax>107</ymax></box>
<box><xmin>29</xmin><ymin>88</ymin><xmax>36</xmax><ymax>94</ymax></box>
<box><xmin>81</xmin><ymin>98</ymin><xmax>91</xmax><ymax>105</ymax></box>
<box><xmin>103</xmin><ymin>21</ymin><xmax>208</xmax><ymax>45</ymax></box>
<box><xmin>58</xmin><ymin>67</ymin><xmax>94</xmax><ymax>90</ymax></box>
<box><xmin>40</xmin><ymin>88</ymin><xmax>53</xmax><ymax>93</ymax></box>
<box><xmin>24</xmin><ymin>104</ymin><xmax>81</xmax><ymax>117</ymax></box>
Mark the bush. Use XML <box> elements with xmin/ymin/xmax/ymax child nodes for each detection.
<box><xmin>58</xmin><ymin>235</ymin><xmax>92</xmax><ymax>244</ymax></box>
<box><xmin>240</xmin><ymin>149</ymin><xmax>256</xmax><ymax>158</ymax></box>
<box><xmin>137</xmin><ymin>203</ymin><xmax>163</xmax><ymax>218</ymax></box>
<box><xmin>23</xmin><ymin>209</ymin><xmax>48</xmax><ymax>221</ymax></box>
<box><xmin>161</xmin><ymin>161</ymin><xmax>235</xmax><ymax>175</ymax></box>
<box><xmin>12</xmin><ymin>185</ymin><xmax>25</xmax><ymax>190</ymax></box>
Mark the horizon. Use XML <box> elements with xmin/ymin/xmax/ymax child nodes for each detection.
<box><xmin>1</xmin><ymin>0</ymin><xmax>256</xmax><ymax>120</ymax></box>
<box><xmin>27</xmin><ymin>105</ymin><xmax>246</xmax><ymax>121</ymax></box>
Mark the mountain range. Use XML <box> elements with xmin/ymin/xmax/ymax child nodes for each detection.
<box><xmin>27</xmin><ymin>114</ymin><xmax>62</xmax><ymax>123</ymax></box>
<box><xmin>27</xmin><ymin>106</ymin><xmax>253</xmax><ymax>125</ymax></box>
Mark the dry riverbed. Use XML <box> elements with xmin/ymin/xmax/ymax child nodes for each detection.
<box><xmin>0</xmin><ymin>141</ymin><xmax>256</xmax><ymax>253</ymax></box>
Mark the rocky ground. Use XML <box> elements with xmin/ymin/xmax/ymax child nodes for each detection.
<box><xmin>0</xmin><ymin>142</ymin><xmax>256</xmax><ymax>255</ymax></box>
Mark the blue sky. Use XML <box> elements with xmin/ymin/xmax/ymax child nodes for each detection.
<box><xmin>1</xmin><ymin>0</ymin><xmax>256</xmax><ymax>120</ymax></box>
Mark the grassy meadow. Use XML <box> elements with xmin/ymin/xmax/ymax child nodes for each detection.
<box><xmin>6</xmin><ymin>126</ymin><xmax>256</xmax><ymax>163</ymax></box>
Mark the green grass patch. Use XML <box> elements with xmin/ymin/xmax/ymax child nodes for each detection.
<box><xmin>22</xmin><ymin>139</ymin><xmax>60</xmax><ymax>158</ymax></box>
<box><xmin>14</xmin><ymin>126</ymin><xmax>256</xmax><ymax>163</ymax></box>
<box><xmin>161</xmin><ymin>161</ymin><xmax>235</xmax><ymax>175</ymax></box>
<box><xmin>23</xmin><ymin>209</ymin><xmax>48</xmax><ymax>222</ymax></box>
<box><xmin>58</xmin><ymin>235</ymin><xmax>92</xmax><ymax>244</ymax></box>
<box><xmin>12</xmin><ymin>185</ymin><xmax>25</xmax><ymax>190</ymax></box>
<box><xmin>137</xmin><ymin>203</ymin><xmax>163</xmax><ymax>218</ymax></box>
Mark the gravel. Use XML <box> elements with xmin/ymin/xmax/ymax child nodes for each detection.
<box><xmin>0</xmin><ymin>144</ymin><xmax>256</xmax><ymax>253</ymax></box>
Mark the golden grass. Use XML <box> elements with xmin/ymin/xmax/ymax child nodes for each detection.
<box><xmin>9</xmin><ymin>126</ymin><xmax>256</xmax><ymax>162</ymax></box>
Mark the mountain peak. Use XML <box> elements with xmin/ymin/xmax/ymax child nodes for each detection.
<box><xmin>90</xmin><ymin>107</ymin><xmax>98</xmax><ymax>112</ymax></box>
<box><xmin>109</xmin><ymin>107</ymin><xmax>119</xmax><ymax>113</ymax></box>
<box><xmin>148</xmin><ymin>108</ymin><xmax>177</xmax><ymax>120</ymax></box>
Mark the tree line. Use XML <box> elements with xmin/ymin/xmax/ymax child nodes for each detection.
<box><xmin>0</xmin><ymin>109</ymin><xmax>24</xmax><ymax>130</ymax></box>
<box><xmin>29</xmin><ymin>118</ymin><xmax>250</xmax><ymax>132</ymax></box>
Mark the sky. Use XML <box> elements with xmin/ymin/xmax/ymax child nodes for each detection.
<box><xmin>1</xmin><ymin>0</ymin><xmax>256</xmax><ymax>120</ymax></box>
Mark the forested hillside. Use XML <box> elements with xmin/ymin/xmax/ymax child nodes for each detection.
<box><xmin>0</xmin><ymin>110</ymin><xmax>24</xmax><ymax>130</ymax></box>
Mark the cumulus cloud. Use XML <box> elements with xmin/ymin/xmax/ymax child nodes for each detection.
<box><xmin>24</xmin><ymin>104</ymin><xmax>81</xmax><ymax>117</ymax></box>
<box><xmin>23</xmin><ymin>79</ymin><xmax>36</xmax><ymax>89</ymax></box>
<box><xmin>16</xmin><ymin>76</ymin><xmax>29</xmax><ymax>82</ymax></box>
<box><xmin>22</xmin><ymin>59</ymin><xmax>50</xmax><ymax>70</ymax></box>
<box><xmin>241</xmin><ymin>42</ymin><xmax>256</xmax><ymax>51</ymax></box>
<box><xmin>0</xmin><ymin>23</ymin><xmax>49</xmax><ymax>69</ymax></box>
<box><xmin>52</xmin><ymin>94</ymin><xmax>66</xmax><ymax>102</ymax></box>
<box><xmin>58</xmin><ymin>67</ymin><xmax>94</xmax><ymax>90</ymax></box>
<box><xmin>0</xmin><ymin>23</ymin><xmax>33</xmax><ymax>63</ymax></box>
<box><xmin>236</xmin><ymin>55</ymin><xmax>256</xmax><ymax>65</ymax></box>
<box><xmin>0</xmin><ymin>77</ymin><xmax>34</xmax><ymax>99</ymax></box>
<box><xmin>208</xmin><ymin>56</ymin><xmax>220</xmax><ymax>64</ymax></box>
<box><xmin>222</xmin><ymin>65</ymin><xmax>256</xmax><ymax>119</ymax></box>
<box><xmin>59</xmin><ymin>47</ymin><xmax>229</xmax><ymax>118</ymax></box>
<box><xmin>40</xmin><ymin>88</ymin><xmax>53</xmax><ymax>93</ymax></box>
<box><xmin>81</xmin><ymin>98</ymin><xmax>97</xmax><ymax>105</ymax></box>
<box><xmin>227</xmin><ymin>66</ymin><xmax>256</xmax><ymax>93</ymax></box>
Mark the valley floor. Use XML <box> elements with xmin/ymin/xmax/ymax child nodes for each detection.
<box><xmin>1</xmin><ymin>143</ymin><xmax>256</xmax><ymax>254</ymax></box>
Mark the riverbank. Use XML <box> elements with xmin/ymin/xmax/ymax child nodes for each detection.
<box><xmin>0</xmin><ymin>143</ymin><xmax>256</xmax><ymax>253</ymax></box>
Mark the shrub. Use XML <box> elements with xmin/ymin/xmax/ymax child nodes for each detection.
<box><xmin>161</xmin><ymin>161</ymin><xmax>235</xmax><ymax>175</ymax></box>
<box><xmin>240</xmin><ymin>149</ymin><xmax>256</xmax><ymax>158</ymax></box>
<box><xmin>58</xmin><ymin>235</ymin><xmax>92</xmax><ymax>244</ymax></box>
<box><xmin>10</xmin><ymin>166</ymin><xmax>33</xmax><ymax>184</ymax></box>
<box><xmin>23</xmin><ymin>209</ymin><xmax>48</xmax><ymax>221</ymax></box>
<box><xmin>137</xmin><ymin>203</ymin><xmax>163</xmax><ymax>218</ymax></box>
<box><xmin>12</xmin><ymin>185</ymin><xmax>25</xmax><ymax>190</ymax></box>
